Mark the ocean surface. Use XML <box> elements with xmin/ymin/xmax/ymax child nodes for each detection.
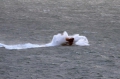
<box><xmin>0</xmin><ymin>0</ymin><xmax>120</xmax><ymax>79</ymax></box>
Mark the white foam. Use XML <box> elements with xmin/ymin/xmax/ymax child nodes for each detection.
<box><xmin>0</xmin><ymin>31</ymin><xmax>89</xmax><ymax>50</ymax></box>
<box><xmin>0</xmin><ymin>43</ymin><xmax>45</xmax><ymax>50</ymax></box>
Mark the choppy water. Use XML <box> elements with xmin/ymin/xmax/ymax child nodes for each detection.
<box><xmin>0</xmin><ymin>0</ymin><xmax>120</xmax><ymax>79</ymax></box>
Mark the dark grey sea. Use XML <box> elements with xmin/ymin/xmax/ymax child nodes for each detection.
<box><xmin>0</xmin><ymin>0</ymin><xmax>120</xmax><ymax>79</ymax></box>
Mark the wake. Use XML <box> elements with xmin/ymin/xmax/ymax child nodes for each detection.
<box><xmin>0</xmin><ymin>31</ymin><xmax>89</xmax><ymax>50</ymax></box>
